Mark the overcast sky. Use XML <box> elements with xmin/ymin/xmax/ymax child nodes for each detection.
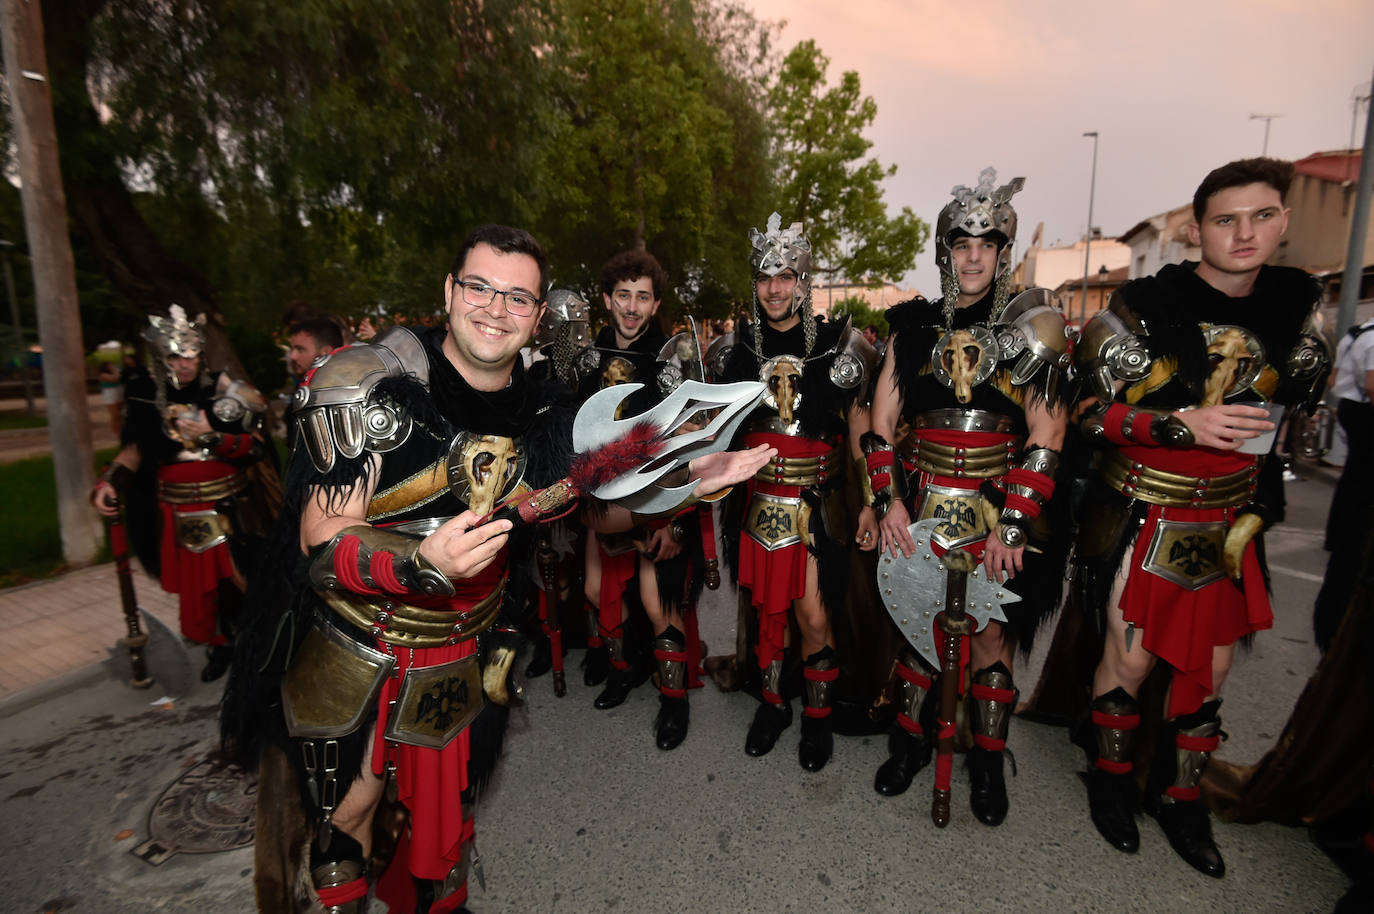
<box><xmin>744</xmin><ymin>0</ymin><xmax>1374</xmax><ymax>296</ymax></box>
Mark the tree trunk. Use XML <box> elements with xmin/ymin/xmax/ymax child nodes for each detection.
<box><xmin>41</xmin><ymin>0</ymin><xmax>245</xmax><ymax>379</ymax></box>
<box><xmin>2</xmin><ymin>0</ymin><xmax>103</xmax><ymax>564</ymax></box>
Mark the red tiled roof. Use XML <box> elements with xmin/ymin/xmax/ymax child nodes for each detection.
<box><xmin>1294</xmin><ymin>150</ymin><xmax>1361</xmax><ymax>184</ymax></box>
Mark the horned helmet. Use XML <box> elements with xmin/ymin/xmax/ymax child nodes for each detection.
<box><xmin>144</xmin><ymin>304</ymin><xmax>208</xmax><ymax>390</ymax></box>
<box><xmin>749</xmin><ymin>212</ymin><xmax>813</xmax><ymax>318</ymax></box>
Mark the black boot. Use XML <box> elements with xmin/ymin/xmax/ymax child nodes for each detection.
<box><xmin>582</xmin><ymin>644</ymin><xmax>609</xmax><ymax>686</ymax></box>
<box><xmin>798</xmin><ymin>715</ymin><xmax>833</xmax><ymax>771</ymax></box>
<box><xmin>593</xmin><ymin>667</ymin><xmax>634</xmax><ymax>709</ymax></box>
<box><xmin>874</xmin><ymin>728</ymin><xmax>932</xmax><ymax>796</ymax></box>
<box><xmin>967</xmin><ymin>663</ymin><xmax>1015</xmax><ymax>826</ymax></box>
<box><xmin>966</xmin><ymin>747</ymin><xmax>1009</xmax><ymax>826</ymax></box>
<box><xmin>1146</xmin><ymin>700</ymin><xmax>1225</xmax><ymax>878</ymax></box>
<box><xmin>744</xmin><ymin>701</ymin><xmax>792</xmax><ymax>756</ymax></box>
<box><xmin>876</xmin><ymin>650</ymin><xmax>935</xmax><ymax>796</ymax></box>
<box><xmin>652</xmin><ymin>627</ymin><xmax>690</xmax><ymax>750</ymax></box>
<box><xmin>1083</xmin><ymin>687</ymin><xmax>1141</xmax><ymax>853</ymax></box>
<box><xmin>655</xmin><ymin>696</ymin><xmax>690</xmax><ymax>750</ymax></box>
<box><xmin>200</xmin><ymin>645</ymin><xmax>233</xmax><ymax>683</ymax></box>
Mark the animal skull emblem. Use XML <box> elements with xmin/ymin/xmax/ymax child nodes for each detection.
<box><xmin>942</xmin><ymin>329</ymin><xmax>984</xmax><ymax>404</ymax></box>
<box><xmin>762</xmin><ymin>355</ymin><xmax>804</xmax><ymax>423</ymax></box>
<box><xmin>459</xmin><ymin>434</ymin><xmax>519</xmax><ymax>516</ymax></box>
<box><xmin>1202</xmin><ymin>326</ymin><xmax>1261</xmax><ymax>407</ymax></box>
<box><xmin>600</xmin><ymin>357</ymin><xmax>635</xmax><ymax>388</ymax></box>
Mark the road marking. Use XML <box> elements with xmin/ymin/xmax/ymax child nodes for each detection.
<box><xmin>1267</xmin><ymin>563</ymin><xmax>1325</xmax><ymax>584</ymax></box>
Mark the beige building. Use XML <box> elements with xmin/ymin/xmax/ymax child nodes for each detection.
<box><xmin>1053</xmin><ymin>265</ymin><xmax>1130</xmax><ymax>329</ymax></box>
<box><xmin>1119</xmin><ymin>204</ymin><xmax>1201</xmax><ymax>279</ymax></box>
<box><xmin>1013</xmin><ymin>225</ymin><xmax>1131</xmax><ymax>293</ymax></box>
<box><xmin>1274</xmin><ymin>150</ymin><xmax>1374</xmax><ymax>277</ymax></box>
<box><xmin>812</xmin><ymin>279</ymin><xmax>921</xmax><ymax>316</ymax></box>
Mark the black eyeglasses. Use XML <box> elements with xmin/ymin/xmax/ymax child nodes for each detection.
<box><xmin>455</xmin><ymin>279</ymin><xmax>543</xmax><ymax>317</ymax></box>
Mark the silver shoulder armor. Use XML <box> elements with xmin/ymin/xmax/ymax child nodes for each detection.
<box><xmin>994</xmin><ymin>288</ymin><xmax>1073</xmax><ymax>386</ymax></box>
<box><xmin>656</xmin><ymin>321</ymin><xmax>707</xmax><ymax>395</ymax></box>
<box><xmin>294</xmin><ymin>326</ymin><xmax>428</xmax><ymax>473</ymax></box>
<box><xmin>705</xmin><ymin>330</ymin><xmax>738</xmax><ymax>382</ymax></box>
<box><xmin>1285</xmin><ymin>301</ymin><xmax>1331</xmax><ymax>411</ymax></box>
<box><xmin>828</xmin><ymin>321</ymin><xmax>878</xmax><ymax>391</ymax></box>
<box><xmin>212</xmin><ymin>375</ymin><xmax>268</xmax><ymax>430</ymax></box>
<box><xmin>1076</xmin><ymin>292</ymin><xmax>1151</xmax><ymax>402</ymax></box>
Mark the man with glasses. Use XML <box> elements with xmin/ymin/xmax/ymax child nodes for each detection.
<box><xmin>706</xmin><ymin>214</ymin><xmax>876</xmax><ymax>772</ymax></box>
<box><xmin>228</xmin><ymin>226</ymin><xmax>772</xmax><ymax>913</ymax></box>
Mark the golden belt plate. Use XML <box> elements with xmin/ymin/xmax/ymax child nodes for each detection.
<box><xmin>1141</xmin><ymin>519</ymin><xmax>1227</xmax><ymax>590</ymax></box>
<box><xmin>384</xmin><ymin>654</ymin><xmax>485</xmax><ymax>750</ymax></box>
<box><xmin>745</xmin><ymin>491</ymin><xmax>806</xmax><ymax>551</ymax></box>
<box><xmin>174</xmin><ymin>508</ymin><xmax>230</xmax><ymax>554</ymax></box>
<box><xmin>282</xmin><ymin>620</ymin><xmax>396</xmax><ymax>739</ymax></box>
<box><xmin>914</xmin><ymin>484</ymin><xmax>989</xmax><ymax>549</ymax></box>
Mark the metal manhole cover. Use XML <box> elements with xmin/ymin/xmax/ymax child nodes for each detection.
<box><xmin>131</xmin><ymin>757</ymin><xmax>256</xmax><ymax>865</ymax></box>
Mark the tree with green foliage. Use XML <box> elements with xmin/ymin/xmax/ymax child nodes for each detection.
<box><xmin>537</xmin><ymin>0</ymin><xmax>776</xmax><ymax>321</ymax></box>
<box><xmin>767</xmin><ymin>39</ymin><xmax>927</xmax><ymax>287</ymax></box>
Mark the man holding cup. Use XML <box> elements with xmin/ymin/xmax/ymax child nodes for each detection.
<box><xmin>1071</xmin><ymin>158</ymin><xmax>1330</xmax><ymax>877</ymax></box>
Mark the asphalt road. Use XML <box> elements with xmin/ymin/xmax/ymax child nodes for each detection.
<box><xmin>0</xmin><ymin>462</ymin><xmax>1351</xmax><ymax>913</ymax></box>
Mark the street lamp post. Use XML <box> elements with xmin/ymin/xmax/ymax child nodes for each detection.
<box><xmin>1250</xmin><ymin>113</ymin><xmax>1283</xmax><ymax>156</ymax></box>
<box><xmin>1078</xmin><ymin>131</ymin><xmax>1099</xmax><ymax>331</ymax></box>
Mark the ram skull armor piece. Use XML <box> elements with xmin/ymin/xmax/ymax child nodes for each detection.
<box><xmin>761</xmin><ymin>355</ymin><xmax>804</xmax><ymax>423</ymax></box>
<box><xmin>447</xmin><ymin>433</ymin><xmax>524</xmax><ymax>517</ymax></box>
<box><xmin>1201</xmin><ymin>325</ymin><xmax>1264</xmax><ymax>407</ymax></box>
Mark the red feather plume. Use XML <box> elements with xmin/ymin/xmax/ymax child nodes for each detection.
<box><xmin>567</xmin><ymin>420</ymin><xmax>666</xmax><ymax>495</ymax></box>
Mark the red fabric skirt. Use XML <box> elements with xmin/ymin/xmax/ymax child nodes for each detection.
<box><xmin>369</xmin><ymin>561</ymin><xmax>505</xmax><ymax>885</ymax></box>
<box><xmin>1116</xmin><ymin>449</ymin><xmax>1269</xmax><ymax>717</ymax></box>
<box><xmin>156</xmin><ymin>461</ymin><xmax>239</xmax><ymax>644</ymax></box>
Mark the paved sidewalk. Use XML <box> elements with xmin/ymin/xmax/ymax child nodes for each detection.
<box><xmin>0</xmin><ymin>393</ymin><xmax>121</xmax><ymax>464</ymax></box>
<box><xmin>0</xmin><ymin>560</ymin><xmax>183</xmax><ymax>715</ymax></box>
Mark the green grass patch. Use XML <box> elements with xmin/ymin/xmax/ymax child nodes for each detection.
<box><xmin>0</xmin><ymin>411</ymin><xmax>47</xmax><ymax>430</ymax></box>
<box><xmin>0</xmin><ymin>447</ymin><xmax>116</xmax><ymax>588</ymax></box>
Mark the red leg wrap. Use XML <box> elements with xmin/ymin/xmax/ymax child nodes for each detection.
<box><xmin>316</xmin><ymin>877</ymin><xmax>368</xmax><ymax>907</ymax></box>
<box><xmin>654</xmin><ymin>647</ymin><xmax>688</xmax><ymax>699</ymax></box>
<box><xmin>934</xmin><ymin>719</ymin><xmax>957</xmax><ymax>791</ymax></box>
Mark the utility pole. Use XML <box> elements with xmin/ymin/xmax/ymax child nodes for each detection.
<box><xmin>1249</xmin><ymin>113</ymin><xmax>1282</xmax><ymax>156</ymax></box>
<box><xmin>1</xmin><ymin>0</ymin><xmax>102</xmax><ymax>564</ymax></box>
<box><xmin>1078</xmin><ymin>131</ymin><xmax>1099</xmax><ymax>329</ymax></box>
<box><xmin>1336</xmin><ymin>62</ymin><xmax>1374</xmax><ymax>339</ymax></box>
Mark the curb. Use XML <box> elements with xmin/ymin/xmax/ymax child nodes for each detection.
<box><xmin>0</xmin><ymin>659</ymin><xmax>109</xmax><ymax>720</ymax></box>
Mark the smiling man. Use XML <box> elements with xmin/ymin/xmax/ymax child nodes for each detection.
<box><xmin>573</xmin><ymin>249</ymin><xmax>706</xmax><ymax>750</ymax></box>
<box><xmin>864</xmin><ymin>168</ymin><xmax>1071</xmax><ymax>826</ymax></box>
<box><xmin>1070</xmin><ymin>158</ymin><xmax>1330</xmax><ymax>876</ymax></box>
<box><xmin>707</xmin><ymin>214</ymin><xmax>877</xmax><ymax>773</ymax></box>
<box><xmin>229</xmin><ymin>227</ymin><xmax>772</xmax><ymax>913</ymax></box>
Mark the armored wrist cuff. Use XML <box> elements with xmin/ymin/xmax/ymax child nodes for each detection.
<box><xmin>1083</xmin><ymin>402</ymin><xmax>1194</xmax><ymax>449</ymax></box>
<box><xmin>999</xmin><ymin>449</ymin><xmax>1057</xmax><ymax>529</ymax></box>
<box><xmin>996</xmin><ymin>522</ymin><xmax>1028</xmax><ymax>549</ymax></box>
<box><xmin>853</xmin><ymin>456</ymin><xmax>876</xmax><ymax>508</ymax></box>
<box><xmin>101</xmin><ymin>462</ymin><xmax>136</xmax><ymax>492</ymax></box>
<box><xmin>861</xmin><ymin>432</ymin><xmax>896</xmax><ymax>515</ymax></box>
<box><xmin>1149</xmin><ymin>412</ymin><xmax>1195</xmax><ymax>448</ymax></box>
<box><xmin>310</xmin><ymin>524</ymin><xmax>455</xmax><ymax>598</ymax></box>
